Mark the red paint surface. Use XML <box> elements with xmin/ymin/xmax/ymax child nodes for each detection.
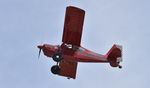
<box><xmin>37</xmin><ymin>6</ymin><xmax>122</xmax><ymax>79</ymax></box>
<box><xmin>62</xmin><ymin>6</ymin><xmax>85</xmax><ymax>46</ymax></box>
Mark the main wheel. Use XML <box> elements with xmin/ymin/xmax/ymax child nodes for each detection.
<box><xmin>52</xmin><ymin>53</ymin><xmax>63</xmax><ymax>62</ymax></box>
<box><xmin>51</xmin><ymin>65</ymin><xmax>61</xmax><ymax>74</ymax></box>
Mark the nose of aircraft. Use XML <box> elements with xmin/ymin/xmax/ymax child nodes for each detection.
<box><xmin>37</xmin><ymin>45</ymin><xmax>43</xmax><ymax>49</ymax></box>
<box><xmin>37</xmin><ymin>45</ymin><xmax>43</xmax><ymax>59</ymax></box>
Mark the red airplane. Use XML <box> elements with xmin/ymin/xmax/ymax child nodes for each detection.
<box><xmin>37</xmin><ymin>6</ymin><xmax>122</xmax><ymax>79</ymax></box>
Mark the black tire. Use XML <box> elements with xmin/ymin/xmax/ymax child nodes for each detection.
<box><xmin>52</xmin><ymin>53</ymin><xmax>63</xmax><ymax>62</ymax></box>
<box><xmin>118</xmin><ymin>65</ymin><xmax>122</xmax><ymax>69</ymax></box>
<box><xmin>51</xmin><ymin>65</ymin><xmax>61</xmax><ymax>74</ymax></box>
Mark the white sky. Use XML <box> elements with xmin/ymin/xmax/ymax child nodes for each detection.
<box><xmin>0</xmin><ymin>0</ymin><xmax>150</xmax><ymax>88</ymax></box>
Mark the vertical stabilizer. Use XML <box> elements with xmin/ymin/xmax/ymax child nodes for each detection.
<box><xmin>105</xmin><ymin>44</ymin><xmax>122</xmax><ymax>68</ymax></box>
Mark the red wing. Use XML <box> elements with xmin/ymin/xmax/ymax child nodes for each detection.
<box><xmin>62</xmin><ymin>6</ymin><xmax>85</xmax><ymax>46</ymax></box>
<box><xmin>59</xmin><ymin>60</ymin><xmax>78</xmax><ymax>79</ymax></box>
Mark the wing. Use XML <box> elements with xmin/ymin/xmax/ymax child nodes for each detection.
<box><xmin>62</xmin><ymin>6</ymin><xmax>85</xmax><ymax>46</ymax></box>
<box><xmin>59</xmin><ymin>60</ymin><xmax>78</xmax><ymax>79</ymax></box>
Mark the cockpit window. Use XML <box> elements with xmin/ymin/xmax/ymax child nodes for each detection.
<box><xmin>64</xmin><ymin>43</ymin><xmax>72</xmax><ymax>49</ymax></box>
<box><xmin>73</xmin><ymin>45</ymin><xmax>78</xmax><ymax>50</ymax></box>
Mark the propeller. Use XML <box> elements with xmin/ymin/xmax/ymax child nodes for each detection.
<box><xmin>38</xmin><ymin>48</ymin><xmax>41</xmax><ymax>59</ymax></box>
<box><xmin>38</xmin><ymin>45</ymin><xmax>43</xmax><ymax>60</ymax></box>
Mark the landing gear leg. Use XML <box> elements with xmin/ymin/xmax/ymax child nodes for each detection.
<box><xmin>51</xmin><ymin>53</ymin><xmax>63</xmax><ymax>74</ymax></box>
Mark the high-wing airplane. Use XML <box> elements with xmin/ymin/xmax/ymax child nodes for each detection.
<box><xmin>37</xmin><ymin>6</ymin><xmax>122</xmax><ymax>79</ymax></box>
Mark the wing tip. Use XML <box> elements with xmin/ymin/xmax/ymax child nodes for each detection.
<box><xmin>66</xmin><ymin>6</ymin><xmax>85</xmax><ymax>13</ymax></box>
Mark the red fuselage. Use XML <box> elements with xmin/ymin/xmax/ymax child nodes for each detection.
<box><xmin>38</xmin><ymin>44</ymin><xmax>108</xmax><ymax>63</ymax></box>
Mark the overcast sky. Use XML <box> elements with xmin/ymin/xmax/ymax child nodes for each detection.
<box><xmin>0</xmin><ymin>0</ymin><xmax>150</xmax><ymax>88</ymax></box>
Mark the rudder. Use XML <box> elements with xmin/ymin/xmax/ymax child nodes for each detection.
<box><xmin>105</xmin><ymin>44</ymin><xmax>122</xmax><ymax>68</ymax></box>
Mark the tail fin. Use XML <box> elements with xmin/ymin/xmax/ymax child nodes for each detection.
<box><xmin>105</xmin><ymin>44</ymin><xmax>122</xmax><ymax>68</ymax></box>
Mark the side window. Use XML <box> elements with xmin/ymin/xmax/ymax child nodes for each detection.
<box><xmin>64</xmin><ymin>43</ymin><xmax>72</xmax><ymax>49</ymax></box>
<box><xmin>73</xmin><ymin>45</ymin><xmax>78</xmax><ymax>50</ymax></box>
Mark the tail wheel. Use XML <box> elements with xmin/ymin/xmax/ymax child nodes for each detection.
<box><xmin>51</xmin><ymin>65</ymin><xmax>61</xmax><ymax>74</ymax></box>
<box><xmin>118</xmin><ymin>65</ymin><xmax>122</xmax><ymax>69</ymax></box>
<box><xmin>52</xmin><ymin>53</ymin><xmax>63</xmax><ymax>62</ymax></box>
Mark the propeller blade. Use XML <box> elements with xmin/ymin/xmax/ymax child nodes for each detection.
<box><xmin>38</xmin><ymin>48</ymin><xmax>41</xmax><ymax>59</ymax></box>
<box><xmin>37</xmin><ymin>45</ymin><xmax>43</xmax><ymax>60</ymax></box>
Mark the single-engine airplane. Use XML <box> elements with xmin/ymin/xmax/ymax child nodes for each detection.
<box><xmin>37</xmin><ymin>6</ymin><xmax>122</xmax><ymax>79</ymax></box>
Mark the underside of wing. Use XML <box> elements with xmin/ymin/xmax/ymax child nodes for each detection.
<box><xmin>59</xmin><ymin>60</ymin><xmax>78</xmax><ymax>79</ymax></box>
<box><xmin>62</xmin><ymin>6</ymin><xmax>85</xmax><ymax>46</ymax></box>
